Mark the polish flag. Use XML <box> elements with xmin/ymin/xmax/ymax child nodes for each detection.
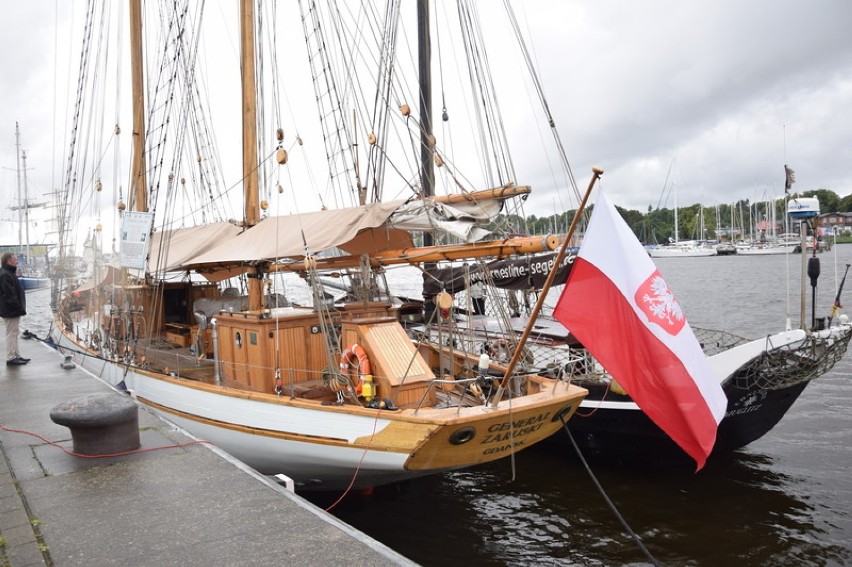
<box><xmin>554</xmin><ymin>190</ymin><xmax>727</xmax><ymax>469</ymax></box>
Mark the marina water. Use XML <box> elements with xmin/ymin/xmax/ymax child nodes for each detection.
<box><xmin>22</xmin><ymin>247</ymin><xmax>852</xmax><ymax>566</ymax></box>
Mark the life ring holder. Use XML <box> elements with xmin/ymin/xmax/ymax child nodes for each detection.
<box><xmin>338</xmin><ymin>343</ymin><xmax>372</xmax><ymax>393</ymax></box>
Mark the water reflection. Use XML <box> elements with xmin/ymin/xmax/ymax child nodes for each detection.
<box><xmin>305</xmin><ymin>441</ymin><xmax>851</xmax><ymax>566</ymax></box>
<box><xmin>25</xmin><ymin>253</ymin><xmax>852</xmax><ymax>566</ymax></box>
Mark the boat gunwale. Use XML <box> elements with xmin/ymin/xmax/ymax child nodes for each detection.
<box><xmin>52</xmin><ymin>318</ymin><xmax>587</xmax><ymax>427</ymax></box>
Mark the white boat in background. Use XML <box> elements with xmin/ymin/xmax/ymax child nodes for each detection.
<box><xmin>647</xmin><ymin>179</ymin><xmax>717</xmax><ymax>257</ymax></box>
<box><xmin>648</xmin><ymin>240</ymin><xmax>718</xmax><ymax>258</ymax></box>
<box><xmin>736</xmin><ymin>234</ymin><xmax>830</xmax><ymax>256</ymax></box>
<box><xmin>735</xmin><ymin>240</ymin><xmax>796</xmax><ymax>255</ymax></box>
<box><xmin>736</xmin><ymin>196</ymin><xmax>822</xmax><ymax>256</ymax></box>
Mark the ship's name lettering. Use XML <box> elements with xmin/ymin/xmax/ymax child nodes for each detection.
<box><xmin>726</xmin><ymin>404</ymin><xmax>763</xmax><ymax>417</ymax></box>
<box><xmin>481</xmin><ymin>419</ymin><xmax>549</xmax><ymax>444</ymax></box>
<box><xmin>482</xmin><ymin>440</ymin><xmax>526</xmax><ymax>456</ymax></box>
<box><xmin>486</xmin><ymin>412</ymin><xmax>550</xmax><ymax>434</ymax></box>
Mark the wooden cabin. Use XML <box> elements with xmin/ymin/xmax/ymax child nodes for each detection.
<box><xmin>213</xmin><ymin>302</ymin><xmax>439</xmax><ymax>408</ymax></box>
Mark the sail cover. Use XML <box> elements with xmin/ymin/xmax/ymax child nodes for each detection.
<box><xmin>148</xmin><ymin>222</ymin><xmax>243</xmax><ymax>274</ymax></box>
<box><xmin>173</xmin><ymin>192</ymin><xmax>520</xmax><ymax>276</ymax></box>
<box><xmin>71</xmin><ymin>264</ymin><xmax>124</xmax><ymax>293</ymax></box>
<box><xmin>180</xmin><ymin>201</ymin><xmax>408</xmax><ymax>272</ymax></box>
<box><xmin>388</xmin><ymin>199</ymin><xmax>504</xmax><ymax>242</ymax></box>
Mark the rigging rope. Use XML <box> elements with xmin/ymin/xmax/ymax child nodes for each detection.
<box><xmin>559</xmin><ymin>417</ymin><xmax>662</xmax><ymax>567</ymax></box>
<box><xmin>60</xmin><ymin>0</ymin><xmax>98</xmax><ymax>271</ymax></box>
<box><xmin>502</xmin><ymin>0</ymin><xmax>581</xmax><ymax>207</ymax></box>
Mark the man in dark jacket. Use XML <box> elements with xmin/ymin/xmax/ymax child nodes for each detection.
<box><xmin>0</xmin><ymin>253</ymin><xmax>29</xmax><ymax>365</ymax></box>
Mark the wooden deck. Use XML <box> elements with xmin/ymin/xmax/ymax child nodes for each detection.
<box><xmin>138</xmin><ymin>340</ymin><xmax>339</xmax><ymax>400</ymax></box>
<box><xmin>140</xmin><ymin>340</ymin><xmax>217</xmax><ymax>384</ymax></box>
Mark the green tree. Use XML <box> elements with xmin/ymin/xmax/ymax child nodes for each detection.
<box><xmin>838</xmin><ymin>194</ymin><xmax>852</xmax><ymax>212</ymax></box>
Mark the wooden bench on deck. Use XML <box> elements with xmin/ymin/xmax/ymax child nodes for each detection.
<box><xmin>163</xmin><ymin>323</ymin><xmax>192</xmax><ymax>347</ymax></box>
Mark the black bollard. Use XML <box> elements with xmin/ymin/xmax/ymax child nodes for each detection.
<box><xmin>50</xmin><ymin>393</ymin><xmax>141</xmax><ymax>455</ymax></box>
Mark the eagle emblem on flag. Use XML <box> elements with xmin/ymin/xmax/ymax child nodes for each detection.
<box><xmin>635</xmin><ymin>270</ymin><xmax>685</xmax><ymax>334</ymax></box>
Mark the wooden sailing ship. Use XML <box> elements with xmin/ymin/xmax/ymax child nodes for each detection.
<box><xmin>50</xmin><ymin>1</ymin><xmax>588</xmax><ymax>491</ymax></box>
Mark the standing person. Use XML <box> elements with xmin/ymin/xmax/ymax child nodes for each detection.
<box><xmin>469</xmin><ymin>279</ymin><xmax>486</xmax><ymax>316</ymax></box>
<box><xmin>0</xmin><ymin>253</ymin><xmax>29</xmax><ymax>365</ymax></box>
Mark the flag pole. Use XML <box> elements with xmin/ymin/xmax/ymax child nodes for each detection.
<box><xmin>488</xmin><ymin>166</ymin><xmax>603</xmax><ymax>407</ymax></box>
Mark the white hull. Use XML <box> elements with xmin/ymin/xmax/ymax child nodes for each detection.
<box><xmin>647</xmin><ymin>246</ymin><xmax>717</xmax><ymax>258</ymax></box>
<box><xmin>52</xmin><ymin>339</ymin><xmax>401</xmax><ymax>488</ymax></box>
<box><xmin>735</xmin><ymin>245</ymin><xmax>794</xmax><ymax>255</ymax></box>
<box><xmin>51</xmin><ymin>323</ymin><xmax>585</xmax><ymax>491</ymax></box>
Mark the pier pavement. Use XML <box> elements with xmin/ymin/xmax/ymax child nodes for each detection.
<box><xmin>0</xmin><ymin>335</ymin><xmax>415</xmax><ymax>566</ymax></box>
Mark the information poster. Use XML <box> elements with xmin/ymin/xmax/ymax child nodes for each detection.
<box><xmin>119</xmin><ymin>211</ymin><xmax>154</xmax><ymax>269</ymax></box>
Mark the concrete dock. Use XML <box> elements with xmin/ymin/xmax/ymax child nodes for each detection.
<box><xmin>0</xmin><ymin>334</ymin><xmax>416</xmax><ymax>566</ymax></box>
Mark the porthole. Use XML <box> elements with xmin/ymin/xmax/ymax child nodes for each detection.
<box><xmin>449</xmin><ymin>426</ymin><xmax>476</xmax><ymax>445</ymax></box>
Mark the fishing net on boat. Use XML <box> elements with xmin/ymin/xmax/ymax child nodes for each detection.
<box><xmin>726</xmin><ymin>328</ymin><xmax>852</xmax><ymax>391</ymax></box>
<box><xmin>693</xmin><ymin>327</ymin><xmax>752</xmax><ymax>356</ymax></box>
<box><xmin>532</xmin><ymin>327</ymin><xmax>754</xmax><ymax>377</ymax></box>
<box><xmin>536</xmin><ymin>326</ymin><xmax>851</xmax><ymax>393</ymax></box>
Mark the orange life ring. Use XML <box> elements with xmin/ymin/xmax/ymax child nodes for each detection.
<box><xmin>339</xmin><ymin>344</ymin><xmax>371</xmax><ymax>390</ymax></box>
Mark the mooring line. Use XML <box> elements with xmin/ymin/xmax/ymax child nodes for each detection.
<box><xmin>559</xmin><ymin>416</ymin><xmax>661</xmax><ymax>567</ymax></box>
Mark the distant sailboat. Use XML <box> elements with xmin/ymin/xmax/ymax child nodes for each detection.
<box><xmin>647</xmin><ymin>181</ymin><xmax>716</xmax><ymax>258</ymax></box>
<box><xmin>5</xmin><ymin>123</ymin><xmax>50</xmax><ymax>290</ymax></box>
<box><xmin>736</xmin><ymin>198</ymin><xmax>797</xmax><ymax>256</ymax></box>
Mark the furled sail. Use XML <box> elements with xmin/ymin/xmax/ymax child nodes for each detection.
<box><xmin>148</xmin><ymin>222</ymin><xmax>243</xmax><ymax>274</ymax></box>
<box><xmin>166</xmin><ymin>186</ymin><xmax>528</xmax><ymax>277</ymax></box>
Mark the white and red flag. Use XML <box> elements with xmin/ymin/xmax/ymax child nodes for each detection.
<box><xmin>554</xmin><ymin>190</ymin><xmax>727</xmax><ymax>469</ymax></box>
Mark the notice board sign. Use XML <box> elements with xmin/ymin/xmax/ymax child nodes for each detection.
<box><xmin>120</xmin><ymin>211</ymin><xmax>154</xmax><ymax>270</ymax></box>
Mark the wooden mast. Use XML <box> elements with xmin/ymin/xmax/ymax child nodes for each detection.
<box><xmin>417</xmin><ymin>0</ymin><xmax>434</xmax><ymax>209</ymax></box>
<box><xmin>240</xmin><ymin>0</ymin><xmax>263</xmax><ymax>311</ymax></box>
<box><xmin>129</xmin><ymin>0</ymin><xmax>148</xmax><ymax>212</ymax></box>
<box><xmin>417</xmin><ymin>0</ymin><xmax>437</xmax><ymax>321</ymax></box>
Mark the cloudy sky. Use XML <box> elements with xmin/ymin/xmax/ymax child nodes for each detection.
<box><xmin>515</xmin><ymin>0</ymin><xmax>852</xmax><ymax>215</ymax></box>
<box><xmin>1</xmin><ymin>0</ymin><xmax>851</xmax><ymax>234</ymax></box>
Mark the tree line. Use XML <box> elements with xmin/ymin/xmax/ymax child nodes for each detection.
<box><xmin>515</xmin><ymin>188</ymin><xmax>848</xmax><ymax>244</ymax></box>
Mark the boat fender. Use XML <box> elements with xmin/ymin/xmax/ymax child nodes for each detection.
<box><xmin>436</xmin><ymin>291</ymin><xmax>453</xmax><ymax>321</ymax></box>
<box><xmin>478</xmin><ymin>352</ymin><xmax>491</xmax><ymax>376</ymax></box>
<box><xmin>274</xmin><ymin>369</ymin><xmax>283</xmax><ymax>396</ymax></box>
<box><xmin>361</xmin><ymin>374</ymin><xmax>375</xmax><ymax>402</ymax></box>
<box><xmin>609</xmin><ymin>378</ymin><xmax>628</xmax><ymax>396</ymax></box>
<box><xmin>340</xmin><ymin>344</ymin><xmax>372</xmax><ymax>396</ymax></box>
